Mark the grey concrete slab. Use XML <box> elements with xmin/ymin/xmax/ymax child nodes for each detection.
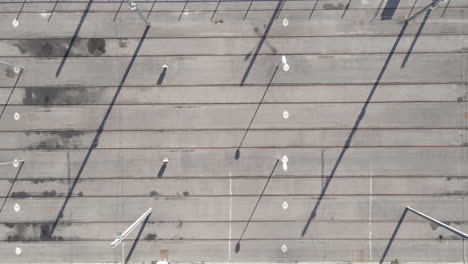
<box><xmin>0</xmin><ymin>176</ymin><xmax>464</xmax><ymax>199</ymax></box>
<box><xmin>0</xmin><ymin>84</ymin><xmax>463</xmax><ymax>105</ymax></box>
<box><xmin>0</xmin><ymin>103</ymin><xmax>463</xmax><ymax>131</ymax></box>
<box><xmin>0</xmin><ymin>35</ymin><xmax>464</xmax><ymax>57</ymax></box>
<box><xmin>1</xmin><ymin>13</ymin><xmax>466</xmax><ymax>39</ymax></box>
<box><xmin>0</xmin><ymin>129</ymin><xmax>462</xmax><ymax>149</ymax></box>
<box><xmin>0</xmin><ymin>147</ymin><xmax>464</xmax><ymax>179</ymax></box>
<box><xmin>0</xmin><ymin>54</ymin><xmax>462</xmax><ymax>87</ymax></box>
<box><xmin>2</xmin><ymin>221</ymin><xmax>466</xmax><ymax>241</ymax></box>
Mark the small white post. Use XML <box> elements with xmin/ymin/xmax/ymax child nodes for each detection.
<box><xmin>281</xmin><ymin>55</ymin><xmax>289</xmax><ymax>71</ymax></box>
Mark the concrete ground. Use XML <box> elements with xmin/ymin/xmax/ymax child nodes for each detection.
<box><xmin>0</xmin><ymin>0</ymin><xmax>467</xmax><ymax>263</ymax></box>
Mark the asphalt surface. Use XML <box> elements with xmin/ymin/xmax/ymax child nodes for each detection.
<box><xmin>0</xmin><ymin>0</ymin><xmax>467</xmax><ymax>263</ymax></box>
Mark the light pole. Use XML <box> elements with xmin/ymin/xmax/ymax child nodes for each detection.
<box><xmin>126</xmin><ymin>0</ymin><xmax>151</xmax><ymax>26</ymax></box>
<box><xmin>110</xmin><ymin>208</ymin><xmax>152</xmax><ymax>264</ymax></box>
<box><xmin>406</xmin><ymin>0</ymin><xmax>446</xmax><ymax>22</ymax></box>
<box><xmin>281</xmin><ymin>55</ymin><xmax>289</xmax><ymax>72</ymax></box>
<box><xmin>0</xmin><ymin>159</ymin><xmax>24</xmax><ymax>168</ymax></box>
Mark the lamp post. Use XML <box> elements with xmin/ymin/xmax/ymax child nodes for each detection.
<box><xmin>0</xmin><ymin>159</ymin><xmax>24</xmax><ymax>168</ymax></box>
<box><xmin>281</xmin><ymin>55</ymin><xmax>289</xmax><ymax>72</ymax></box>
<box><xmin>110</xmin><ymin>208</ymin><xmax>153</xmax><ymax>264</ymax></box>
<box><xmin>406</xmin><ymin>0</ymin><xmax>447</xmax><ymax>22</ymax></box>
<box><xmin>126</xmin><ymin>0</ymin><xmax>151</xmax><ymax>26</ymax></box>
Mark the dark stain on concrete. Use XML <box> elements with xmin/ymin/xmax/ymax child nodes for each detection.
<box><xmin>78</xmin><ymin>191</ymin><xmax>83</xmax><ymax>197</ymax></box>
<box><xmin>145</xmin><ymin>233</ymin><xmax>157</xmax><ymax>240</ymax></box>
<box><xmin>183</xmin><ymin>191</ymin><xmax>189</xmax><ymax>196</ymax></box>
<box><xmin>446</xmin><ymin>177</ymin><xmax>452</xmax><ymax>181</ymax></box>
<box><xmin>11</xmin><ymin>191</ymin><xmax>30</xmax><ymax>198</ymax></box>
<box><xmin>119</xmin><ymin>39</ymin><xmax>128</xmax><ymax>48</ymax></box>
<box><xmin>87</xmin><ymin>38</ymin><xmax>106</xmax><ymax>56</ymax></box>
<box><xmin>323</xmin><ymin>3</ymin><xmax>344</xmax><ymax>10</ymax></box>
<box><xmin>176</xmin><ymin>220</ymin><xmax>183</xmax><ymax>229</ymax></box>
<box><xmin>5</xmin><ymin>68</ymin><xmax>16</xmax><ymax>78</ymax></box>
<box><xmin>42</xmin><ymin>190</ymin><xmax>57</xmax><ymax>197</ymax></box>
<box><xmin>12</xmin><ymin>39</ymin><xmax>70</xmax><ymax>57</ymax></box>
<box><xmin>4</xmin><ymin>223</ymin><xmax>15</xmax><ymax>228</ymax></box>
<box><xmin>40</xmin><ymin>223</ymin><xmax>64</xmax><ymax>241</ymax></box>
<box><xmin>23</xmin><ymin>87</ymin><xmax>98</xmax><ymax>105</ymax></box>
<box><xmin>149</xmin><ymin>191</ymin><xmax>160</xmax><ymax>197</ymax></box>
<box><xmin>25</xmin><ymin>131</ymin><xmax>85</xmax><ymax>150</ymax></box>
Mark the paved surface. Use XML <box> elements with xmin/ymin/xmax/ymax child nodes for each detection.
<box><xmin>0</xmin><ymin>0</ymin><xmax>467</xmax><ymax>263</ymax></box>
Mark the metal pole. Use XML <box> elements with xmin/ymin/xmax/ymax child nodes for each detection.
<box><xmin>126</xmin><ymin>0</ymin><xmax>151</xmax><ymax>26</ymax></box>
<box><xmin>406</xmin><ymin>0</ymin><xmax>446</xmax><ymax>22</ymax></box>
<box><xmin>406</xmin><ymin>206</ymin><xmax>468</xmax><ymax>239</ymax></box>
<box><xmin>110</xmin><ymin>208</ymin><xmax>152</xmax><ymax>248</ymax></box>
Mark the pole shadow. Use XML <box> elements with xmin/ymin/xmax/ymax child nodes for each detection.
<box><xmin>157</xmin><ymin>163</ymin><xmax>167</xmax><ymax>177</ymax></box>
<box><xmin>240</xmin><ymin>0</ymin><xmax>284</xmax><ymax>86</ymax></box>
<box><xmin>379</xmin><ymin>208</ymin><xmax>408</xmax><ymax>264</ymax></box>
<box><xmin>178</xmin><ymin>0</ymin><xmax>190</xmax><ymax>21</ymax></box>
<box><xmin>211</xmin><ymin>0</ymin><xmax>222</xmax><ymax>21</ymax></box>
<box><xmin>235</xmin><ymin>159</ymin><xmax>279</xmax><ymax>253</ymax></box>
<box><xmin>147</xmin><ymin>0</ymin><xmax>158</xmax><ymax>20</ymax></box>
<box><xmin>125</xmin><ymin>214</ymin><xmax>151</xmax><ymax>263</ymax></box>
<box><xmin>49</xmin><ymin>25</ymin><xmax>151</xmax><ymax>236</ymax></box>
<box><xmin>0</xmin><ymin>68</ymin><xmax>23</xmax><ymax>120</ymax></box>
<box><xmin>113</xmin><ymin>0</ymin><xmax>125</xmax><ymax>22</ymax></box>
<box><xmin>341</xmin><ymin>0</ymin><xmax>352</xmax><ymax>19</ymax></box>
<box><xmin>308</xmin><ymin>0</ymin><xmax>320</xmax><ymax>20</ymax></box>
<box><xmin>48</xmin><ymin>0</ymin><xmax>60</xmax><ymax>22</ymax></box>
<box><xmin>381</xmin><ymin>0</ymin><xmax>400</xmax><ymax>20</ymax></box>
<box><xmin>157</xmin><ymin>68</ymin><xmax>167</xmax><ymax>86</ymax></box>
<box><xmin>441</xmin><ymin>0</ymin><xmax>451</xmax><ymax>17</ymax></box>
<box><xmin>0</xmin><ymin>162</ymin><xmax>24</xmax><ymax>215</ymax></box>
<box><xmin>401</xmin><ymin>9</ymin><xmax>431</xmax><ymax>68</ymax></box>
<box><xmin>300</xmin><ymin>22</ymin><xmax>409</xmax><ymax>237</ymax></box>
<box><xmin>235</xmin><ymin>65</ymin><xmax>278</xmax><ymax>160</ymax></box>
<box><xmin>56</xmin><ymin>0</ymin><xmax>93</xmax><ymax>77</ymax></box>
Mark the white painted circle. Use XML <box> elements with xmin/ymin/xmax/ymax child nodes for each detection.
<box><xmin>283</xmin><ymin>110</ymin><xmax>289</xmax><ymax>119</ymax></box>
<box><xmin>282</xmin><ymin>155</ymin><xmax>288</xmax><ymax>163</ymax></box>
<box><xmin>12</xmin><ymin>19</ymin><xmax>19</xmax><ymax>28</ymax></box>
<box><xmin>15</xmin><ymin>247</ymin><xmax>21</xmax><ymax>255</ymax></box>
<box><xmin>281</xmin><ymin>244</ymin><xmax>288</xmax><ymax>252</ymax></box>
<box><xmin>282</xmin><ymin>63</ymin><xmax>289</xmax><ymax>72</ymax></box>
<box><xmin>14</xmin><ymin>112</ymin><xmax>20</xmax><ymax>121</ymax></box>
<box><xmin>13</xmin><ymin>67</ymin><xmax>20</xmax><ymax>74</ymax></box>
<box><xmin>14</xmin><ymin>203</ymin><xmax>20</xmax><ymax>212</ymax></box>
<box><xmin>12</xmin><ymin>159</ymin><xmax>19</xmax><ymax>168</ymax></box>
<box><xmin>40</xmin><ymin>12</ymin><xmax>50</xmax><ymax>18</ymax></box>
<box><xmin>282</xmin><ymin>201</ymin><xmax>288</xmax><ymax>210</ymax></box>
<box><xmin>282</xmin><ymin>18</ymin><xmax>289</xmax><ymax>27</ymax></box>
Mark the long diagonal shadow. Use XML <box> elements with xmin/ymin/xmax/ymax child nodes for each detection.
<box><xmin>55</xmin><ymin>0</ymin><xmax>93</xmax><ymax>77</ymax></box>
<box><xmin>301</xmin><ymin>22</ymin><xmax>409</xmax><ymax>237</ymax></box>
<box><xmin>401</xmin><ymin>9</ymin><xmax>431</xmax><ymax>68</ymax></box>
<box><xmin>0</xmin><ymin>162</ymin><xmax>24</xmax><ymax>215</ymax></box>
<box><xmin>379</xmin><ymin>208</ymin><xmax>408</xmax><ymax>263</ymax></box>
<box><xmin>0</xmin><ymin>68</ymin><xmax>23</xmax><ymax>120</ymax></box>
<box><xmin>49</xmin><ymin>25</ymin><xmax>151</xmax><ymax>236</ymax></box>
<box><xmin>235</xmin><ymin>159</ymin><xmax>279</xmax><ymax>253</ymax></box>
<box><xmin>240</xmin><ymin>0</ymin><xmax>284</xmax><ymax>86</ymax></box>
<box><xmin>235</xmin><ymin>65</ymin><xmax>279</xmax><ymax>160</ymax></box>
<box><xmin>125</xmin><ymin>214</ymin><xmax>151</xmax><ymax>263</ymax></box>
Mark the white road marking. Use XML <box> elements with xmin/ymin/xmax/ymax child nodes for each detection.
<box><xmin>369</xmin><ymin>165</ymin><xmax>373</xmax><ymax>261</ymax></box>
<box><xmin>228</xmin><ymin>165</ymin><xmax>232</xmax><ymax>261</ymax></box>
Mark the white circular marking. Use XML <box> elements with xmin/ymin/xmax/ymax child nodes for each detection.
<box><xmin>282</xmin><ymin>63</ymin><xmax>289</xmax><ymax>72</ymax></box>
<box><xmin>14</xmin><ymin>112</ymin><xmax>20</xmax><ymax>121</ymax></box>
<box><xmin>282</xmin><ymin>201</ymin><xmax>288</xmax><ymax>210</ymax></box>
<box><xmin>282</xmin><ymin>155</ymin><xmax>288</xmax><ymax>163</ymax></box>
<box><xmin>13</xmin><ymin>67</ymin><xmax>20</xmax><ymax>74</ymax></box>
<box><xmin>282</xmin><ymin>18</ymin><xmax>289</xmax><ymax>27</ymax></box>
<box><xmin>281</xmin><ymin>244</ymin><xmax>288</xmax><ymax>252</ymax></box>
<box><xmin>12</xmin><ymin>19</ymin><xmax>19</xmax><ymax>28</ymax></box>
<box><xmin>15</xmin><ymin>247</ymin><xmax>21</xmax><ymax>255</ymax></box>
<box><xmin>282</xmin><ymin>110</ymin><xmax>289</xmax><ymax>119</ymax></box>
<box><xmin>40</xmin><ymin>13</ymin><xmax>50</xmax><ymax>18</ymax></box>
<box><xmin>14</xmin><ymin>203</ymin><xmax>20</xmax><ymax>212</ymax></box>
<box><xmin>12</xmin><ymin>159</ymin><xmax>19</xmax><ymax>168</ymax></box>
